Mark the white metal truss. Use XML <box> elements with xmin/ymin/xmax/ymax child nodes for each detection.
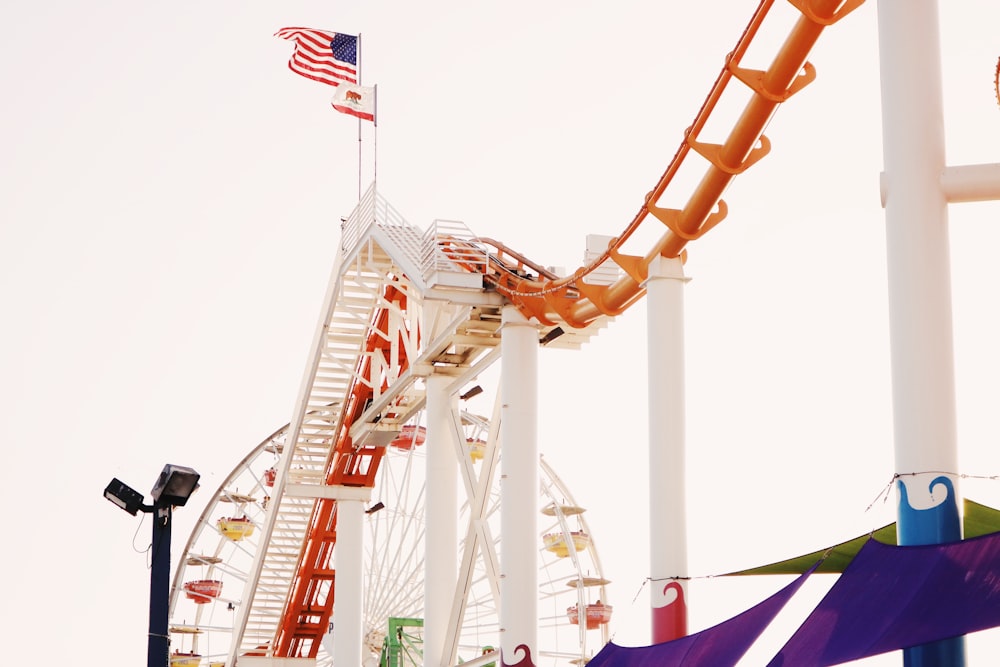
<box><xmin>225</xmin><ymin>185</ymin><xmax>612</xmax><ymax>665</ymax></box>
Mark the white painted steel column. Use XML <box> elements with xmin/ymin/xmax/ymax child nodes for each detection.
<box><xmin>424</xmin><ymin>373</ymin><xmax>458</xmax><ymax>667</ymax></box>
<box><xmin>499</xmin><ymin>305</ymin><xmax>539</xmax><ymax>666</ymax></box>
<box><xmin>877</xmin><ymin>1</ymin><xmax>964</xmax><ymax>663</ymax></box>
<box><xmin>644</xmin><ymin>255</ymin><xmax>689</xmax><ymax>643</ymax></box>
<box><xmin>333</xmin><ymin>498</ymin><xmax>365</xmax><ymax>666</ymax></box>
<box><xmin>878</xmin><ymin>0</ymin><xmax>961</xmax><ymax>533</ymax></box>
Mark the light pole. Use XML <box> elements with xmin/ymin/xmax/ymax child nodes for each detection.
<box><xmin>105</xmin><ymin>464</ymin><xmax>201</xmax><ymax>667</ymax></box>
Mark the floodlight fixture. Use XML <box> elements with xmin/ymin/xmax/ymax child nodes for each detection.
<box><xmin>150</xmin><ymin>464</ymin><xmax>201</xmax><ymax>508</ymax></box>
<box><xmin>460</xmin><ymin>385</ymin><xmax>484</xmax><ymax>401</ymax></box>
<box><xmin>102</xmin><ymin>463</ymin><xmax>201</xmax><ymax>667</ymax></box>
<box><xmin>365</xmin><ymin>501</ymin><xmax>385</xmax><ymax>515</ymax></box>
<box><xmin>539</xmin><ymin>326</ymin><xmax>565</xmax><ymax>346</ymax></box>
<box><xmin>104</xmin><ymin>478</ymin><xmax>147</xmax><ymax>516</ymax></box>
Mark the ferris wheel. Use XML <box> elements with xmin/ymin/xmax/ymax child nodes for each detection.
<box><xmin>166</xmin><ymin>400</ymin><xmax>611</xmax><ymax>667</ymax></box>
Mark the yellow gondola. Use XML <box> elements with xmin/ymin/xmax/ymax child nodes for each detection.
<box><xmin>542</xmin><ymin>530</ymin><xmax>590</xmax><ymax>557</ymax></box>
<box><xmin>170</xmin><ymin>651</ymin><xmax>201</xmax><ymax>666</ymax></box>
<box><xmin>217</xmin><ymin>516</ymin><xmax>255</xmax><ymax>541</ymax></box>
<box><xmin>467</xmin><ymin>438</ymin><xmax>486</xmax><ymax>462</ymax></box>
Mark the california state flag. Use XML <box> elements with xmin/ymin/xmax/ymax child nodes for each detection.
<box><xmin>332</xmin><ymin>83</ymin><xmax>376</xmax><ymax>122</ymax></box>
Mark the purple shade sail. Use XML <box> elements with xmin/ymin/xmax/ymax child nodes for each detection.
<box><xmin>587</xmin><ymin>564</ymin><xmax>818</xmax><ymax>667</ymax></box>
<box><xmin>768</xmin><ymin>531</ymin><xmax>1000</xmax><ymax>666</ymax></box>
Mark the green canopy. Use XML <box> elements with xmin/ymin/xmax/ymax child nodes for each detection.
<box><xmin>725</xmin><ymin>499</ymin><xmax>1000</xmax><ymax>576</ymax></box>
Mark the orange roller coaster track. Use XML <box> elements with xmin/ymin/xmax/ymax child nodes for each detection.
<box><xmin>269</xmin><ymin>0</ymin><xmax>862</xmax><ymax>659</ymax></box>
<box><xmin>478</xmin><ymin>0</ymin><xmax>863</xmax><ymax>329</ymax></box>
<box><xmin>275</xmin><ymin>283</ymin><xmax>414</xmax><ymax>658</ymax></box>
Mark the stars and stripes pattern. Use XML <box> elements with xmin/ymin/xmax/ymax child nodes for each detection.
<box><xmin>274</xmin><ymin>27</ymin><xmax>358</xmax><ymax>87</ymax></box>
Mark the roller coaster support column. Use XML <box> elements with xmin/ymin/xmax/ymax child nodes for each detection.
<box><xmin>425</xmin><ymin>373</ymin><xmax>459</xmax><ymax>666</ymax></box>
<box><xmin>877</xmin><ymin>1</ymin><xmax>964</xmax><ymax>665</ymax></box>
<box><xmin>644</xmin><ymin>255</ymin><xmax>689</xmax><ymax>643</ymax></box>
<box><xmin>332</xmin><ymin>497</ymin><xmax>365</xmax><ymax>666</ymax></box>
<box><xmin>500</xmin><ymin>304</ymin><xmax>539</xmax><ymax>666</ymax></box>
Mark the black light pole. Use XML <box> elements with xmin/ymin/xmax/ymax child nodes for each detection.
<box><xmin>105</xmin><ymin>464</ymin><xmax>201</xmax><ymax>667</ymax></box>
<box><xmin>148</xmin><ymin>502</ymin><xmax>172</xmax><ymax>667</ymax></box>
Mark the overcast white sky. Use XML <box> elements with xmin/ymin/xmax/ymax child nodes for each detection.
<box><xmin>3</xmin><ymin>1</ymin><xmax>1000</xmax><ymax>664</ymax></box>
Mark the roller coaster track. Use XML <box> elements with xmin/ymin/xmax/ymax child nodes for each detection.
<box><xmin>227</xmin><ymin>190</ymin><xmax>608</xmax><ymax>663</ymax></box>
<box><xmin>226</xmin><ymin>0</ymin><xmax>863</xmax><ymax>662</ymax></box>
<box><xmin>481</xmin><ymin>0</ymin><xmax>863</xmax><ymax>328</ymax></box>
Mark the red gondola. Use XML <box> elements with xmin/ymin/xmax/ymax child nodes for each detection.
<box><xmin>183</xmin><ymin>579</ymin><xmax>223</xmax><ymax>604</ymax></box>
<box><xmin>567</xmin><ymin>602</ymin><xmax>613</xmax><ymax>629</ymax></box>
<box><xmin>389</xmin><ymin>425</ymin><xmax>426</xmax><ymax>450</ymax></box>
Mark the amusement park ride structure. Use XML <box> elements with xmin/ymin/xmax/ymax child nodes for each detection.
<box><xmin>164</xmin><ymin>0</ymin><xmax>1000</xmax><ymax>666</ymax></box>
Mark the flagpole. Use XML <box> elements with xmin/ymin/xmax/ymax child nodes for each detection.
<box><xmin>356</xmin><ymin>32</ymin><xmax>363</xmax><ymax>201</ymax></box>
<box><xmin>373</xmin><ymin>84</ymin><xmax>378</xmax><ymax>191</ymax></box>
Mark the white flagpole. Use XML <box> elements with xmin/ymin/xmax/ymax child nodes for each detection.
<box><xmin>356</xmin><ymin>32</ymin><xmax>363</xmax><ymax>201</ymax></box>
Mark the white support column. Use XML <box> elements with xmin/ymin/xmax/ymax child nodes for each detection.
<box><xmin>499</xmin><ymin>305</ymin><xmax>539</xmax><ymax>666</ymax></box>
<box><xmin>644</xmin><ymin>255</ymin><xmax>689</xmax><ymax>644</ymax></box>
<box><xmin>424</xmin><ymin>373</ymin><xmax>459</xmax><ymax>667</ymax></box>
<box><xmin>332</xmin><ymin>498</ymin><xmax>365</xmax><ymax>666</ymax></box>
<box><xmin>877</xmin><ymin>0</ymin><xmax>964</xmax><ymax>663</ymax></box>
<box><xmin>878</xmin><ymin>0</ymin><xmax>962</xmax><ymax>536</ymax></box>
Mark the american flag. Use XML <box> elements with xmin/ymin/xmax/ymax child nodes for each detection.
<box><xmin>274</xmin><ymin>27</ymin><xmax>358</xmax><ymax>87</ymax></box>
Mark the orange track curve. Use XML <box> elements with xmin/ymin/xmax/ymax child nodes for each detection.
<box><xmin>271</xmin><ymin>0</ymin><xmax>862</xmax><ymax>659</ymax></box>
<box><xmin>479</xmin><ymin>0</ymin><xmax>863</xmax><ymax>329</ymax></box>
